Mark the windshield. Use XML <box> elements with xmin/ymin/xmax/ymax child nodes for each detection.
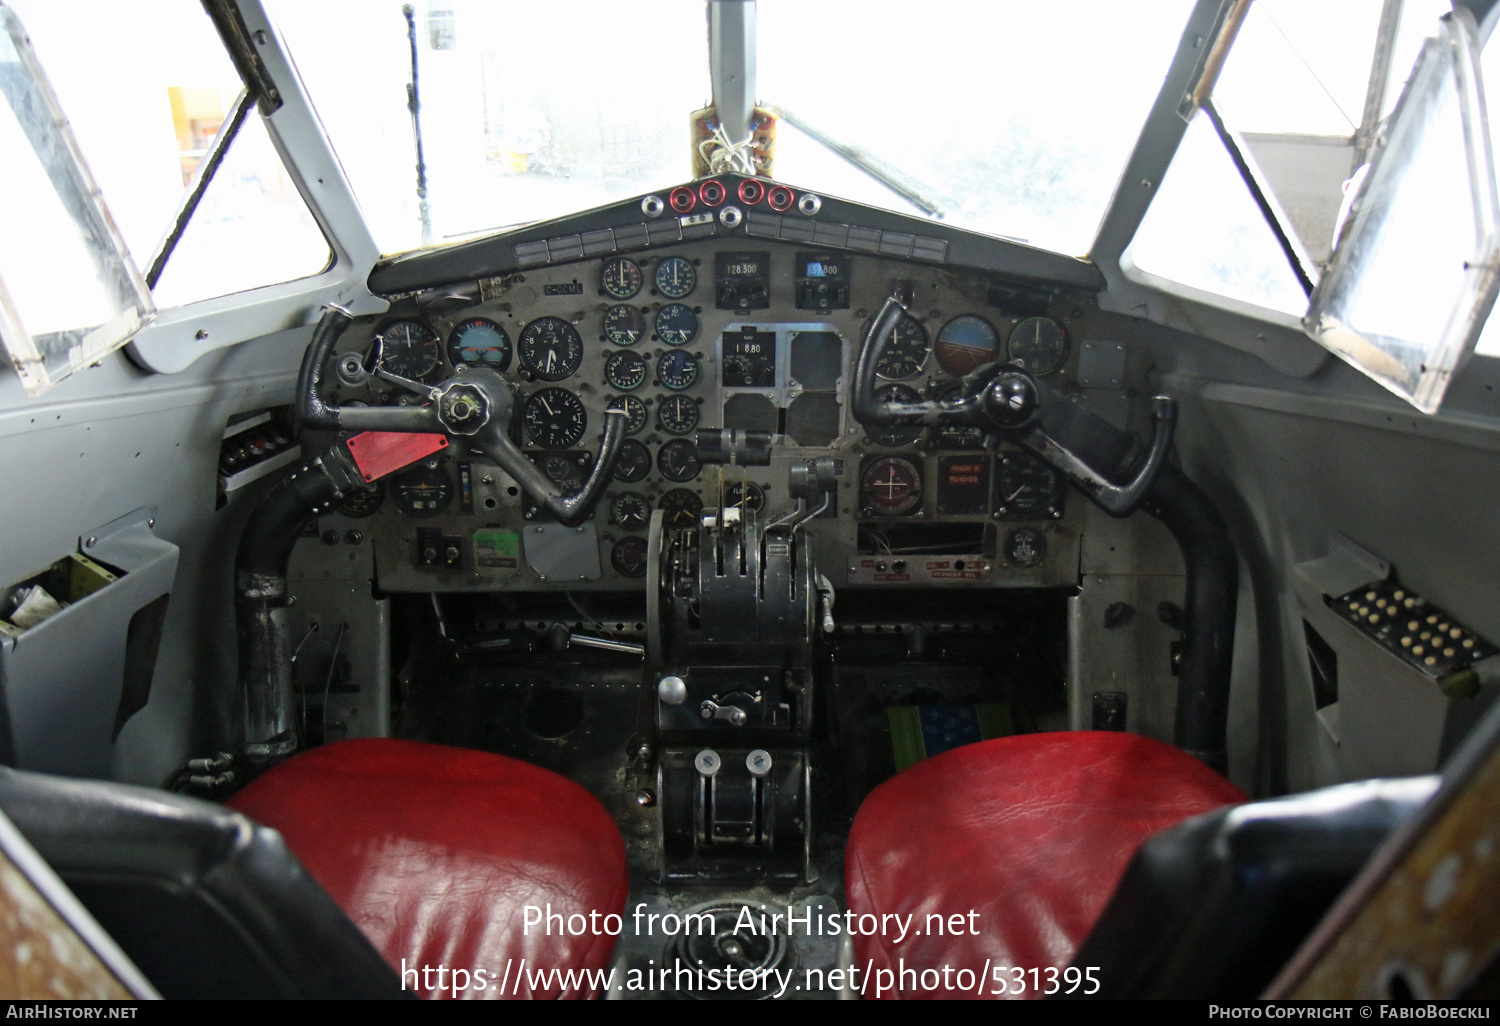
<box><xmin>270</xmin><ymin>0</ymin><xmax>1194</xmax><ymax>259</ymax></box>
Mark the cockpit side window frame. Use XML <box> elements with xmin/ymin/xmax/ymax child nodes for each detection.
<box><xmin>124</xmin><ymin>0</ymin><xmax>389</xmax><ymax>376</ymax></box>
<box><xmin>1087</xmin><ymin>0</ymin><xmax>1330</xmax><ymax>379</ymax></box>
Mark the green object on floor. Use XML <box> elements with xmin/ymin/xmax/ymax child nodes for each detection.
<box><xmin>888</xmin><ymin>702</ymin><xmax>1016</xmax><ymax>772</ymax></box>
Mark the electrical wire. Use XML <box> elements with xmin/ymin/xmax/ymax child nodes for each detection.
<box><xmin>1257</xmin><ymin>2</ymin><xmax>1361</xmax><ymax>133</ymax></box>
<box><xmin>322</xmin><ymin>623</ymin><xmax>348</xmax><ymax>743</ymax></box>
<box><xmin>698</xmin><ymin>122</ymin><xmax>756</xmax><ymax>175</ymax></box>
<box><xmin>565</xmin><ymin>592</ymin><xmax>616</xmax><ymax>639</ymax></box>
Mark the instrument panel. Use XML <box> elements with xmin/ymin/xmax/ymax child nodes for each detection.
<box><xmin>304</xmin><ymin>225</ymin><xmax>1122</xmax><ymax>593</ymax></box>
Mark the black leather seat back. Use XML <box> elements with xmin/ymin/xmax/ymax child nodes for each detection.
<box><xmin>1067</xmin><ymin>775</ymin><xmax>1439</xmax><ymax>999</ymax></box>
<box><xmin>0</xmin><ymin>767</ymin><xmax>407</xmax><ymax>999</ymax></box>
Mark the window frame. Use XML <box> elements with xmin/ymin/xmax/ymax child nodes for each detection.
<box><xmin>124</xmin><ymin>0</ymin><xmax>388</xmax><ymax>375</ymax></box>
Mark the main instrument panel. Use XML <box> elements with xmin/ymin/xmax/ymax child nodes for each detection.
<box><xmin>301</xmin><ymin>181</ymin><xmax>1128</xmax><ymax>594</ymax></box>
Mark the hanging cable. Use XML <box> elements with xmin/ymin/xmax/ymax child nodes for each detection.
<box><xmin>321</xmin><ymin>623</ymin><xmax>348</xmax><ymax>743</ymax></box>
<box><xmin>698</xmin><ymin>121</ymin><xmax>757</xmax><ymax>175</ymax></box>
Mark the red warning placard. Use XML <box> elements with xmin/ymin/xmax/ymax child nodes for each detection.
<box><xmin>346</xmin><ymin>431</ymin><xmax>448</xmax><ymax>482</ymax></box>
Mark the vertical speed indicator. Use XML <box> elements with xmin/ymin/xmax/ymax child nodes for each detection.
<box><xmin>523</xmin><ymin>387</ymin><xmax>587</xmax><ymax>449</ymax></box>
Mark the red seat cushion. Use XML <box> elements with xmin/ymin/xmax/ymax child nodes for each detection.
<box><xmin>845</xmin><ymin>731</ymin><xmax>1245</xmax><ymax>999</ymax></box>
<box><xmin>228</xmin><ymin>739</ymin><xmax>628</xmax><ymax>999</ymax></box>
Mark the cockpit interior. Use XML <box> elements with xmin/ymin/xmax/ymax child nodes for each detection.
<box><xmin>2</xmin><ymin>0</ymin><xmax>1500</xmax><ymax>1002</ymax></box>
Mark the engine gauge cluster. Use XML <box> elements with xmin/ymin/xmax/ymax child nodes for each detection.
<box><xmin>658</xmin><ymin>489</ymin><xmax>704</xmax><ymax>530</ymax></box>
<box><xmin>609</xmin><ymin>492</ymin><xmax>651</xmax><ymax>531</ymax></box>
<box><xmin>657</xmin><ymin>351</ymin><xmax>699</xmax><ymax>390</ymax></box>
<box><xmin>610</xmin><ymin>536</ymin><xmax>650</xmax><ymax>578</ymax></box>
<box><xmin>612</xmin><ymin>439</ymin><xmax>652</xmax><ymax>483</ymax></box>
<box><xmin>654</xmin><ymin>256</ymin><xmax>697</xmax><ymax>299</ymax></box>
<box><xmin>656</xmin><ymin>395</ymin><xmax>699</xmax><ymax>435</ymax></box>
<box><xmin>605</xmin><ymin>350</ymin><xmax>648</xmax><ymax>391</ymax></box>
<box><xmin>604</xmin><ymin>305</ymin><xmax>645</xmax><ymax>346</ymax></box>
<box><xmin>601</xmin><ymin>257</ymin><xmax>643</xmax><ymax>300</ymax></box>
<box><xmin>610</xmin><ymin>395</ymin><xmax>649</xmax><ymax>434</ymax></box>
<box><xmin>657</xmin><ymin>439</ymin><xmax>701</xmax><ymax>482</ymax></box>
<box><xmin>654</xmin><ymin>304</ymin><xmax>699</xmax><ymax>345</ymax></box>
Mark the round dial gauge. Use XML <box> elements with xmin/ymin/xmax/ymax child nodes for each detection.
<box><xmin>375</xmin><ymin>320</ymin><xmax>442</xmax><ymax>382</ymax></box>
<box><xmin>861</xmin><ymin>455</ymin><xmax>924</xmax><ymax>517</ymax></box>
<box><xmin>724</xmin><ymin>481</ymin><xmax>765</xmax><ymax>513</ymax></box>
<box><xmin>391</xmin><ymin>464</ymin><xmax>452</xmax><ymax>518</ymax></box>
<box><xmin>935</xmin><ymin>314</ymin><xmax>1001</xmax><ymax>375</ymax></box>
<box><xmin>336</xmin><ymin>482</ymin><xmax>384</xmax><ymax>518</ymax></box>
<box><xmin>609</xmin><ymin>492</ymin><xmax>651</xmax><ymax>531</ymax></box>
<box><xmin>611</xmin><ymin>535</ymin><xmax>650</xmax><ymax>578</ymax></box>
<box><xmin>654</xmin><ymin>256</ymin><xmax>697</xmax><ymax>299</ymax></box>
<box><xmin>538</xmin><ymin>453</ymin><xmax>588</xmax><ymax>496</ymax></box>
<box><xmin>447</xmin><ymin>317</ymin><xmax>511</xmax><ymax>371</ymax></box>
<box><xmin>657</xmin><ymin>438</ymin><xmax>701</xmax><ymax>482</ymax></box>
<box><xmin>604</xmin><ymin>350</ymin><xmax>647</xmax><ymax>391</ymax></box>
<box><xmin>1005</xmin><ymin>527</ymin><xmax>1048</xmax><ymax>568</ymax></box>
<box><xmin>869</xmin><ymin>383</ymin><xmax>923</xmax><ymax>447</ymax></box>
<box><xmin>523</xmin><ymin>387</ymin><xmax>587</xmax><ymax>449</ymax></box>
<box><xmin>656</xmin><ymin>394</ymin><xmax>700</xmax><ymax>435</ymax></box>
<box><xmin>654</xmin><ymin>304</ymin><xmax>699</xmax><ymax>345</ymax></box>
<box><xmin>658</xmin><ymin>488</ymin><xmax>704</xmax><ymax>530</ymax></box>
<box><xmin>612</xmin><ymin>439</ymin><xmax>652</xmax><ymax>483</ymax></box>
<box><xmin>600</xmin><ymin>257</ymin><xmax>643</xmax><ymax>300</ymax></box>
<box><xmin>930</xmin><ymin>380</ymin><xmax>986</xmax><ymax>450</ymax></box>
<box><xmin>657</xmin><ymin>350</ymin><xmax>700</xmax><ymax>390</ymax></box>
<box><xmin>873</xmin><ymin>314</ymin><xmax>930</xmax><ymax>380</ymax></box>
<box><xmin>519</xmin><ymin>317</ymin><xmax>584</xmax><ymax>380</ymax></box>
<box><xmin>1006</xmin><ymin>316</ymin><xmax>1070</xmax><ymax>376</ymax></box>
<box><xmin>609</xmin><ymin>395</ymin><xmax>648</xmax><ymax>435</ymax></box>
<box><xmin>604</xmin><ymin>304</ymin><xmax>645</xmax><ymax>346</ymax></box>
<box><xmin>995</xmin><ymin>451</ymin><xmax>1063</xmax><ymax>518</ymax></box>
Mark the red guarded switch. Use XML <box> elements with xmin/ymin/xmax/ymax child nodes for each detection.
<box><xmin>345</xmin><ymin>431</ymin><xmax>449</xmax><ymax>482</ymax></box>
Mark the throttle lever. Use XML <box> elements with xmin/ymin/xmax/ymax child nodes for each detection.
<box><xmin>1019</xmin><ymin>396</ymin><xmax>1177</xmax><ymax>518</ymax></box>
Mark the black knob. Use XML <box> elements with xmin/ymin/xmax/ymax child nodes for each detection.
<box><xmin>983</xmin><ymin>373</ymin><xmax>1038</xmax><ymax>429</ymax></box>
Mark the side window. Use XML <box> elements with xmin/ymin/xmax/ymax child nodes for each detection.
<box><xmin>5</xmin><ymin>0</ymin><xmax>330</xmax><ymax>310</ymax></box>
<box><xmin>1125</xmin><ymin>112</ymin><xmax>1307</xmax><ymax>319</ymax></box>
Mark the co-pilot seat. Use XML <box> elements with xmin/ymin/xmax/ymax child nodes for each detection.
<box><xmin>0</xmin><ymin>738</ymin><xmax>628</xmax><ymax>999</ymax></box>
<box><xmin>843</xmin><ymin>731</ymin><xmax>1436</xmax><ymax>1000</ymax></box>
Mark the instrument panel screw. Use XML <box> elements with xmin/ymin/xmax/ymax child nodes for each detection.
<box><xmin>86</xmin><ymin>537</ymin><xmax>95</xmax><ymax>546</ymax></box>
<box><xmin>635</xmin><ymin>789</ymin><xmax>655</xmax><ymax>806</ymax></box>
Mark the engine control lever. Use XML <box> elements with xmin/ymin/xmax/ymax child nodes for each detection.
<box><xmin>568</xmin><ymin>632</ymin><xmax>646</xmax><ymax>657</ymax></box>
<box><xmin>852</xmin><ymin>295</ymin><xmax>1177</xmax><ymax>518</ymax></box>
